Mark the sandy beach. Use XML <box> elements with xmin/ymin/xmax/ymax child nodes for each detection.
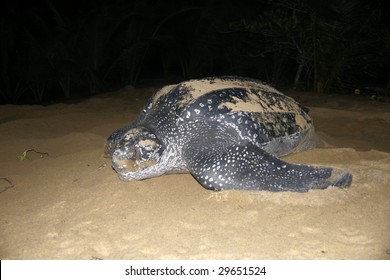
<box><xmin>0</xmin><ymin>86</ymin><xmax>389</xmax><ymax>259</ymax></box>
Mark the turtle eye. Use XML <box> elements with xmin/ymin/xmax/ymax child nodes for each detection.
<box><xmin>127</xmin><ymin>147</ymin><xmax>139</xmax><ymax>160</ymax></box>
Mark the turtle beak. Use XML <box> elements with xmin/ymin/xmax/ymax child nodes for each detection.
<box><xmin>112</xmin><ymin>148</ymin><xmax>139</xmax><ymax>173</ymax></box>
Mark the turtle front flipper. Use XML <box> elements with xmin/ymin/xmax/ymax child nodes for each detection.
<box><xmin>183</xmin><ymin>138</ymin><xmax>352</xmax><ymax>192</ymax></box>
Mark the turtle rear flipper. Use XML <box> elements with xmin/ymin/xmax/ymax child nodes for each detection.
<box><xmin>183</xmin><ymin>138</ymin><xmax>352</xmax><ymax>192</ymax></box>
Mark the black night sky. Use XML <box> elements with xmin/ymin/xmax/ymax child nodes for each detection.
<box><xmin>1</xmin><ymin>0</ymin><xmax>389</xmax><ymax>104</ymax></box>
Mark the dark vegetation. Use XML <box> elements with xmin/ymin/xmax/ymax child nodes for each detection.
<box><xmin>1</xmin><ymin>0</ymin><xmax>389</xmax><ymax>104</ymax></box>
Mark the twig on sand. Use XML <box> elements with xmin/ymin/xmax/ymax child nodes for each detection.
<box><xmin>17</xmin><ymin>149</ymin><xmax>49</xmax><ymax>160</ymax></box>
<box><xmin>0</xmin><ymin>177</ymin><xmax>14</xmax><ymax>193</ymax></box>
<box><xmin>97</xmin><ymin>163</ymin><xmax>106</xmax><ymax>171</ymax></box>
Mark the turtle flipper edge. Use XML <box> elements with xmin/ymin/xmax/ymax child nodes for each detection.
<box><xmin>184</xmin><ymin>140</ymin><xmax>352</xmax><ymax>192</ymax></box>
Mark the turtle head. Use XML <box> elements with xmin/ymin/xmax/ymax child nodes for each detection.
<box><xmin>109</xmin><ymin>127</ymin><xmax>164</xmax><ymax>180</ymax></box>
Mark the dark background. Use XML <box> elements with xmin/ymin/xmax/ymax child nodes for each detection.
<box><xmin>1</xmin><ymin>0</ymin><xmax>389</xmax><ymax>104</ymax></box>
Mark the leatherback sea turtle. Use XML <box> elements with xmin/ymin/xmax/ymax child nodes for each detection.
<box><xmin>105</xmin><ymin>76</ymin><xmax>352</xmax><ymax>192</ymax></box>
